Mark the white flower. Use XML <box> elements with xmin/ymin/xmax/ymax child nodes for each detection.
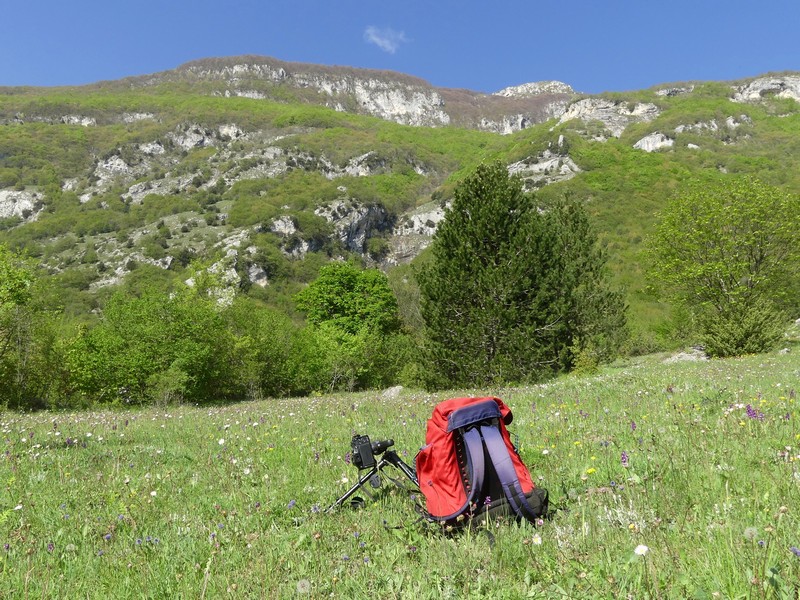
<box><xmin>542</xmin><ymin>449</ymin><xmax>550</xmax><ymax>455</ymax></box>
<box><xmin>634</xmin><ymin>544</ymin><xmax>649</xmax><ymax>556</ymax></box>
<box><xmin>218</xmin><ymin>438</ymin><xmax>225</xmax><ymax>445</ymax></box>
<box><xmin>150</xmin><ymin>491</ymin><xmax>157</xmax><ymax>497</ymax></box>
<box><xmin>532</xmin><ymin>534</ymin><xmax>542</xmax><ymax>545</ymax></box>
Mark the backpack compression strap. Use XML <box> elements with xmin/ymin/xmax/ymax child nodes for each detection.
<box><xmin>478</xmin><ymin>424</ymin><xmax>541</xmax><ymax>522</ymax></box>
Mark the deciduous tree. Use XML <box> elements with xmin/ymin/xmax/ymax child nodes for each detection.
<box><xmin>648</xmin><ymin>176</ymin><xmax>800</xmax><ymax>357</ymax></box>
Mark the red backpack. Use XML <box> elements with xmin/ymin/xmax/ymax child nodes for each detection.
<box><xmin>415</xmin><ymin>397</ymin><xmax>548</xmax><ymax>525</ymax></box>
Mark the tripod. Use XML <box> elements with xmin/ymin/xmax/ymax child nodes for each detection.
<box><xmin>326</xmin><ymin>448</ymin><xmax>419</xmax><ymax>513</ymax></box>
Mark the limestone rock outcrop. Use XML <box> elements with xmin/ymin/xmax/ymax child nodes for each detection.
<box><xmin>732</xmin><ymin>75</ymin><xmax>800</xmax><ymax>103</ymax></box>
<box><xmin>558</xmin><ymin>99</ymin><xmax>660</xmax><ymax>138</ymax></box>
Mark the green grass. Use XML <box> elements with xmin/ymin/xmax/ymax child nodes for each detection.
<box><xmin>2</xmin><ymin>350</ymin><xmax>799</xmax><ymax>598</ymax></box>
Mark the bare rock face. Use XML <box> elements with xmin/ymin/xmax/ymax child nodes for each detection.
<box><xmin>732</xmin><ymin>75</ymin><xmax>800</xmax><ymax>103</ymax></box>
<box><xmin>655</xmin><ymin>86</ymin><xmax>694</xmax><ymax>97</ymax></box>
<box><xmin>673</xmin><ymin>115</ymin><xmax>752</xmax><ymax>134</ymax></box>
<box><xmin>633</xmin><ymin>133</ymin><xmax>674</xmax><ymax>152</ymax></box>
<box><xmin>60</xmin><ymin>115</ymin><xmax>96</xmax><ymax>126</ymax></box>
<box><xmin>315</xmin><ymin>200</ymin><xmax>392</xmax><ymax>254</ymax></box>
<box><xmin>493</xmin><ymin>81</ymin><xmax>575</xmax><ymax>97</ymax></box>
<box><xmin>0</xmin><ymin>190</ymin><xmax>43</xmax><ymax>221</ymax></box>
<box><xmin>508</xmin><ymin>150</ymin><xmax>582</xmax><ymax>187</ymax></box>
<box><xmin>169</xmin><ymin>124</ymin><xmax>216</xmax><ymax>151</ymax></box>
<box><xmin>384</xmin><ymin>201</ymin><xmax>448</xmax><ymax>266</ymax></box>
<box><xmin>558</xmin><ymin>99</ymin><xmax>661</xmax><ymax>138</ymax></box>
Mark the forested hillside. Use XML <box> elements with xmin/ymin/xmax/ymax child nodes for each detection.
<box><xmin>2</xmin><ymin>58</ymin><xmax>799</xmax><ymax>407</ymax></box>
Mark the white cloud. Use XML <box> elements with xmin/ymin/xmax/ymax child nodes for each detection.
<box><xmin>363</xmin><ymin>26</ymin><xmax>408</xmax><ymax>54</ymax></box>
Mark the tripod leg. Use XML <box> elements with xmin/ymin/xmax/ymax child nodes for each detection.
<box><xmin>325</xmin><ymin>467</ymin><xmax>379</xmax><ymax>513</ymax></box>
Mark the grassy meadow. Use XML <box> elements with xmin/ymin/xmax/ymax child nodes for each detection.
<box><xmin>1</xmin><ymin>349</ymin><xmax>799</xmax><ymax>598</ymax></box>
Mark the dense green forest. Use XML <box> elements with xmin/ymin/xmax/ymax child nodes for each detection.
<box><xmin>2</xmin><ymin>67</ymin><xmax>800</xmax><ymax>408</ymax></box>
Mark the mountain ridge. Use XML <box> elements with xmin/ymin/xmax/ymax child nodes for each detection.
<box><xmin>2</xmin><ymin>55</ymin><xmax>800</xmax><ymax>336</ymax></box>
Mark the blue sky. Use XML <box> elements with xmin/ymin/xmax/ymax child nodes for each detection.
<box><xmin>3</xmin><ymin>0</ymin><xmax>798</xmax><ymax>94</ymax></box>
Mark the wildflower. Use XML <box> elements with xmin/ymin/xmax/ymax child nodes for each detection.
<box><xmin>791</xmin><ymin>546</ymin><xmax>800</xmax><ymax>558</ymax></box>
<box><xmin>532</xmin><ymin>534</ymin><xmax>542</xmax><ymax>545</ymax></box>
<box><xmin>150</xmin><ymin>491</ymin><xmax>157</xmax><ymax>497</ymax></box>
<box><xmin>634</xmin><ymin>544</ymin><xmax>649</xmax><ymax>556</ymax></box>
<box><xmin>535</xmin><ymin>518</ymin><xmax>545</xmax><ymax>527</ymax></box>
<box><xmin>103</xmin><ymin>533</ymin><xmax>112</xmax><ymax>541</ymax></box>
<box><xmin>47</xmin><ymin>542</ymin><xmax>54</xmax><ymax>553</ymax></box>
<box><xmin>218</xmin><ymin>438</ymin><xmax>225</xmax><ymax>445</ymax></box>
<box><xmin>621</xmin><ymin>451</ymin><xmax>629</xmax><ymax>468</ymax></box>
<box><xmin>296</xmin><ymin>579</ymin><xmax>311</xmax><ymax>594</ymax></box>
<box><xmin>743</xmin><ymin>527</ymin><xmax>758</xmax><ymax>541</ymax></box>
<box><xmin>484</xmin><ymin>496</ymin><xmax>492</xmax><ymax>506</ymax></box>
<box><xmin>630</xmin><ymin>420</ymin><xmax>637</xmax><ymax>432</ymax></box>
<box><xmin>311</xmin><ymin>504</ymin><xmax>320</xmax><ymax>513</ymax></box>
<box><xmin>585</xmin><ymin>468</ymin><xmax>596</xmax><ymax>475</ymax></box>
<box><xmin>746</xmin><ymin>404</ymin><xmax>765</xmax><ymax>420</ymax></box>
<box><xmin>287</xmin><ymin>499</ymin><xmax>296</xmax><ymax>509</ymax></box>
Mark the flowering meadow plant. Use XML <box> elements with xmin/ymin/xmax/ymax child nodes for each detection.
<box><xmin>0</xmin><ymin>351</ymin><xmax>798</xmax><ymax>597</ymax></box>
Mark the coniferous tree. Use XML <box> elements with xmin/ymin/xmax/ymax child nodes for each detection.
<box><xmin>417</xmin><ymin>162</ymin><xmax>626</xmax><ymax>388</ymax></box>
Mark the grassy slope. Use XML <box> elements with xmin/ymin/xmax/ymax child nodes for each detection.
<box><xmin>1</xmin><ymin>348</ymin><xmax>798</xmax><ymax>598</ymax></box>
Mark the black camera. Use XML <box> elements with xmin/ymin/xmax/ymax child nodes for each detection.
<box><xmin>350</xmin><ymin>434</ymin><xmax>394</xmax><ymax>469</ymax></box>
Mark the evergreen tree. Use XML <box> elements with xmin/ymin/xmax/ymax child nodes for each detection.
<box><xmin>417</xmin><ymin>162</ymin><xmax>626</xmax><ymax>388</ymax></box>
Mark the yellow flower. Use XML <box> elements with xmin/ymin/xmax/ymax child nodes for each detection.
<box><xmin>585</xmin><ymin>468</ymin><xmax>596</xmax><ymax>475</ymax></box>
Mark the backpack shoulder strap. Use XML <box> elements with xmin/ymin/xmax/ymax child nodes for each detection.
<box><xmin>479</xmin><ymin>424</ymin><xmax>541</xmax><ymax>522</ymax></box>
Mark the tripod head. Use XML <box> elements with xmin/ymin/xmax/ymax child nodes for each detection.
<box><xmin>351</xmin><ymin>434</ymin><xmax>394</xmax><ymax>470</ymax></box>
